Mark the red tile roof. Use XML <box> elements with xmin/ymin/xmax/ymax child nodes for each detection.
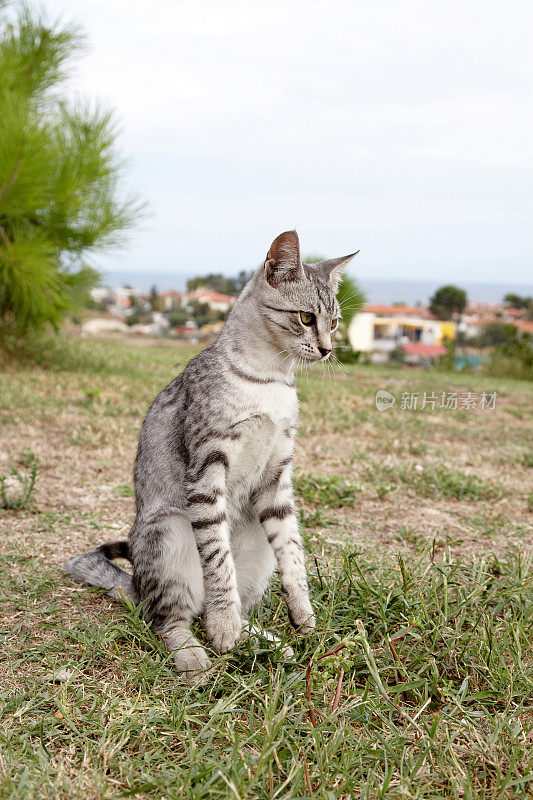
<box><xmin>515</xmin><ymin>320</ymin><xmax>533</xmax><ymax>335</ymax></box>
<box><xmin>401</xmin><ymin>343</ymin><xmax>448</xmax><ymax>357</ymax></box>
<box><xmin>364</xmin><ymin>304</ymin><xmax>436</xmax><ymax>320</ymax></box>
<box><xmin>185</xmin><ymin>289</ymin><xmax>235</xmax><ymax>304</ymax></box>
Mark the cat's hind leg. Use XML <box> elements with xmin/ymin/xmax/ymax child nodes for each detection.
<box><xmin>232</xmin><ymin>517</ymin><xmax>294</xmax><ymax>658</ymax></box>
<box><xmin>232</xmin><ymin>516</ymin><xmax>275</xmax><ymax>615</ymax></box>
<box><xmin>130</xmin><ymin>509</ymin><xmax>211</xmax><ymax>683</ymax></box>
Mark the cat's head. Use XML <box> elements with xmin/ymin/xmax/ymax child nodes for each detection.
<box><xmin>256</xmin><ymin>230</ymin><xmax>358</xmax><ymax>362</ymax></box>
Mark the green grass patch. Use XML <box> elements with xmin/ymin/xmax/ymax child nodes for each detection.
<box><xmin>520</xmin><ymin>451</ymin><xmax>533</xmax><ymax>468</ymax></box>
<box><xmin>295</xmin><ymin>473</ymin><xmax>360</xmax><ymax>508</ymax></box>
<box><xmin>114</xmin><ymin>483</ymin><xmax>135</xmax><ymax>497</ymax></box>
<box><xmin>0</xmin><ymin>449</ymin><xmax>38</xmax><ymax>510</ymax></box>
<box><xmin>0</xmin><ymin>333</ymin><xmax>200</xmax><ymax>381</ymax></box>
<box><xmin>401</xmin><ymin>465</ymin><xmax>505</xmax><ymax>501</ymax></box>
<box><xmin>367</xmin><ymin>462</ymin><xmax>506</xmax><ymax>502</ymax></box>
<box><xmin>1</xmin><ymin>550</ymin><xmax>532</xmax><ymax>799</ymax></box>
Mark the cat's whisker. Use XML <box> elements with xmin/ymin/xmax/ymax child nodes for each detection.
<box><xmin>263</xmin><ymin>348</ymin><xmax>290</xmax><ymax>372</ymax></box>
<box><xmin>339</xmin><ymin>291</ymin><xmax>365</xmax><ymax>304</ymax></box>
<box><xmin>339</xmin><ymin>287</ymin><xmax>365</xmax><ymax>302</ymax></box>
<box><xmin>326</xmin><ymin>358</ymin><xmax>335</xmax><ymax>386</ymax></box>
<box><xmin>277</xmin><ymin>351</ymin><xmax>295</xmax><ymax>372</ymax></box>
<box><xmin>326</xmin><ymin>360</ymin><xmax>335</xmax><ymax>390</ymax></box>
<box><xmin>331</xmin><ymin>354</ymin><xmax>358</xmax><ymax>390</ymax></box>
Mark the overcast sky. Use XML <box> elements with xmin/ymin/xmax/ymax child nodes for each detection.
<box><xmin>45</xmin><ymin>0</ymin><xmax>533</xmax><ymax>283</ymax></box>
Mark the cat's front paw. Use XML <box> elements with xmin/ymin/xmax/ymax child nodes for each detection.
<box><xmin>286</xmin><ymin>595</ymin><xmax>316</xmax><ymax>635</ymax></box>
<box><xmin>173</xmin><ymin>641</ymin><xmax>212</xmax><ymax>685</ymax></box>
<box><xmin>205</xmin><ymin>605</ymin><xmax>243</xmax><ymax>653</ymax></box>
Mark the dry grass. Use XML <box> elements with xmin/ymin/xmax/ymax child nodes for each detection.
<box><xmin>0</xmin><ymin>336</ymin><xmax>532</xmax><ymax>799</ymax></box>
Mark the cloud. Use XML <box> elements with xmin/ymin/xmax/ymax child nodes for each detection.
<box><xmin>45</xmin><ymin>0</ymin><xmax>533</xmax><ymax>281</ymax></box>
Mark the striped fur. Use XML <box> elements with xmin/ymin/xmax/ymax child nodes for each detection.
<box><xmin>64</xmin><ymin>231</ymin><xmax>356</xmax><ymax>682</ymax></box>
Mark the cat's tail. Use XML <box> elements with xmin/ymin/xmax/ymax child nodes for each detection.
<box><xmin>64</xmin><ymin>541</ymin><xmax>139</xmax><ymax>603</ymax></box>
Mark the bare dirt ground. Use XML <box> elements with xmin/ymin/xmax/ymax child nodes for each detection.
<box><xmin>1</xmin><ymin>337</ymin><xmax>531</xmax><ymax>569</ymax></box>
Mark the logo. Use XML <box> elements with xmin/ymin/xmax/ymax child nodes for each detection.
<box><xmin>375</xmin><ymin>389</ymin><xmax>395</xmax><ymax>412</ymax></box>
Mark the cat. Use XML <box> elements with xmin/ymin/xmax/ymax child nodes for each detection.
<box><xmin>65</xmin><ymin>231</ymin><xmax>357</xmax><ymax>682</ymax></box>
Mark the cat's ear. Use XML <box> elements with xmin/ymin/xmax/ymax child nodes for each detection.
<box><xmin>314</xmin><ymin>251</ymin><xmax>359</xmax><ymax>292</ymax></box>
<box><xmin>264</xmin><ymin>230</ymin><xmax>305</xmax><ymax>287</ymax></box>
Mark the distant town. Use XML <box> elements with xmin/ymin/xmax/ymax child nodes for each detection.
<box><xmin>83</xmin><ymin>277</ymin><xmax>533</xmax><ymax>371</ymax></box>
<box><xmin>85</xmin><ymin>284</ymin><xmax>237</xmax><ymax>341</ymax></box>
<box><xmin>350</xmin><ymin>300</ymin><xmax>533</xmax><ymax>366</ymax></box>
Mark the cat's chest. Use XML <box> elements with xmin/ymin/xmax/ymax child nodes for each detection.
<box><xmin>237</xmin><ymin>379</ymin><xmax>298</xmax><ymax>424</ymax></box>
<box><xmin>222</xmin><ymin>377</ymin><xmax>297</xmax><ymax>505</ymax></box>
<box><xmin>226</xmin><ymin>410</ymin><xmax>294</xmax><ymax>502</ymax></box>
<box><xmin>231</xmin><ymin>412</ymin><xmax>291</xmax><ymax>467</ymax></box>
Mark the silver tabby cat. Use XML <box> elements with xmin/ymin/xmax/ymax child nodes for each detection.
<box><xmin>65</xmin><ymin>231</ymin><xmax>356</xmax><ymax>682</ymax></box>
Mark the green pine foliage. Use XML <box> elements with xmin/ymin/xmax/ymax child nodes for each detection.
<box><xmin>0</xmin><ymin>3</ymin><xmax>142</xmax><ymax>335</ymax></box>
<box><xmin>429</xmin><ymin>285</ymin><xmax>467</xmax><ymax>321</ymax></box>
<box><xmin>337</xmin><ymin>273</ymin><xmax>365</xmax><ymax>327</ymax></box>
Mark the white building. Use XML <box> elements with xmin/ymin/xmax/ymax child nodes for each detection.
<box><xmin>89</xmin><ymin>287</ymin><xmax>112</xmax><ymax>304</ymax></box>
<box><xmin>348</xmin><ymin>310</ymin><xmax>455</xmax><ymax>358</ymax></box>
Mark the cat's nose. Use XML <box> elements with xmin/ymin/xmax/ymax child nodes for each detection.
<box><xmin>318</xmin><ymin>347</ymin><xmax>331</xmax><ymax>358</ymax></box>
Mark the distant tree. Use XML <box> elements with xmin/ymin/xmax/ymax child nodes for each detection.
<box><xmin>455</xmin><ymin>329</ymin><xmax>468</xmax><ymax>347</ymax></box>
<box><xmin>234</xmin><ymin>270</ymin><xmax>253</xmax><ymax>294</ymax></box>
<box><xmin>125</xmin><ymin>311</ymin><xmax>141</xmax><ymax>327</ymax></box>
<box><xmin>188</xmin><ymin>300</ymin><xmax>225</xmax><ymax>327</ymax></box>
<box><xmin>149</xmin><ymin>284</ymin><xmax>158</xmax><ymax>310</ymax></box>
<box><xmin>429</xmin><ymin>286</ymin><xmax>467</xmax><ymax>320</ymax></box>
<box><xmin>168</xmin><ymin>309</ymin><xmax>190</xmax><ymax>327</ymax></box>
<box><xmin>84</xmin><ymin>296</ymin><xmax>107</xmax><ymax>312</ymax></box>
<box><xmin>504</xmin><ymin>293</ymin><xmax>532</xmax><ymax>310</ymax></box>
<box><xmin>476</xmin><ymin>322</ymin><xmax>518</xmax><ymax>348</ymax></box>
<box><xmin>483</xmin><ymin>330</ymin><xmax>533</xmax><ymax>380</ymax></box>
<box><xmin>0</xmin><ymin>5</ymin><xmax>142</xmax><ymax>336</ymax></box>
<box><xmin>187</xmin><ymin>273</ymin><xmax>237</xmax><ymax>295</ymax></box>
<box><xmin>303</xmin><ymin>253</ymin><xmax>324</xmax><ymax>264</ymax></box>
<box><xmin>187</xmin><ymin>271</ymin><xmax>254</xmax><ymax>296</ymax></box>
<box><xmin>390</xmin><ymin>345</ymin><xmax>406</xmax><ymax>364</ymax></box>
<box><xmin>435</xmin><ymin>336</ymin><xmax>456</xmax><ymax>373</ymax></box>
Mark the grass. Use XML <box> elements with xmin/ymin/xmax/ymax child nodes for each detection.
<box><xmin>0</xmin><ymin>334</ymin><xmax>532</xmax><ymax>799</ymax></box>
<box><xmin>1</xmin><ymin>549</ymin><xmax>531</xmax><ymax>799</ymax></box>
<box><xmin>365</xmin><ymin>463</ymin><xmax>506</xmax><ymax>502</ymax></box>
<box><xmin>0</xmin><ymin>448</ymin><xmax>38</xmax><ymax>510</ymax></box>
<box><xmin>294</xmin><ymin>474</ymin><xmax>361</xmax><ymax>508</ymax></box>
<box><xmin>521</xmin><ymin>452</ymin><xmax>533</xmax><ymax>468</ymax></box>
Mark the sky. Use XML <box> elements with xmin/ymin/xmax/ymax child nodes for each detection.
<box><xmin>43</xmin><ymin>0</ymin><xmax>533</xmax><ymax>284</ymax></box>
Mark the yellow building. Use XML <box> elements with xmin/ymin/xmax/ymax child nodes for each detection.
<box><xmin>349</xmin><ymin>312</ymin><xmax>456</xmax><ymax>357</ymax></box>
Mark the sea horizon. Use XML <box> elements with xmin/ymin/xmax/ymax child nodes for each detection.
<box><xmin>101</xmin><ymin>269</ymin><xmax>532</xmax><ymax>306</ymax></box>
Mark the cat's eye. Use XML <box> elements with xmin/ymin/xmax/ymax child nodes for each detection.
<box><xmin>300</xmin><ymin>311</ymin><xmax>315</xmax><ymax>326</ymax></box>
<box><xmin>331</xmin><ymin>318</ymin><xmax>339</xmax><ymax>331</ymax></box>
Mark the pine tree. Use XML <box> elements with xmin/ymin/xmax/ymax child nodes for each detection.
<box><xmin>0</xmin><ymin>3</ymin><xmax>142</xmax><ymax>335</ymax></box>
<box><xmin>429</xmin><ymin>285</ymin><xmax>467</xmax><ymax>321</ymax></box>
